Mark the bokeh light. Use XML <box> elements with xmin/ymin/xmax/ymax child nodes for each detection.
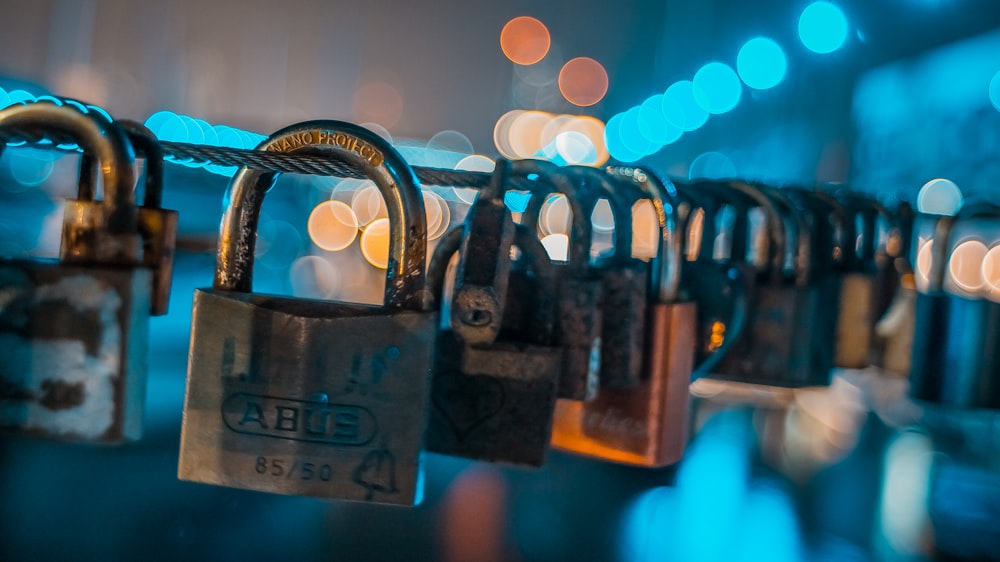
<box><xmin>948</xmin><ymin>239</ymin><xmax>988</xmax><ymax>292</ymax></box>
<box><xmin>500</xmin><ymin>16</ymin><xmax>551</xmax><ymax>65</ymax></box>
<box><xmin>689</xmin><ymin>151</ymin><xmax>737</xmax><ymax>180</ymax></box>
<box><xmin>351</xmin><ymin>181</ymin><xmax>387</xmax><ymax>226</ymax></box>
<box><xmin>619</xmin><ymin>107</ymin><xmax>660</xmax><ymax>157</ymax></box>
<box><xmin>637</xmin><ymin>94</ymin><xmax>682</xmax><ymax>146</ymax></box>
<box><xmin>737</xmin><ymin>37</ymin><xmax>787</xmax><ymax>90</ymax></box>
<box><xmin>428</xmin><ymin>130</ymin><xmax>474</xmax><ymax>155</ymax></box>
<box><xmin>561</xmin><ymin>115</ymin><xmax>609</xmax><ymax>166</ymax></box>
<box><xmin>989</xmin><ymin>69</ymin><xmax>1000</xmax><ymax>112</ymax></box>
<box><xmin>539</xmin><ymin>194</ymin><xmax>572</xmax><ymax>236</ymax></box>
<box><xmin>454</xmin><ymin>154</ymin><xmax>495</xmax><ymax>204</ymax></box>
<box><xmin>915</xmin><ymin>239</ymin><xmax>934</xmax><ymax>291</ymax></box>
<box><xmin>360</xmin><ymin>217</ymin><xmax>391</xmax><ymax>269</ymax></box>
<box><xmin>798</xmin><ymin>2</ymin><xmax>849</xmax><ymax>54</ymax></box>
<box><xmin>591</xmin><ymin>199</ymin><xmax>615</xmax><ymax>233</ymax></box>
<box><xmin>8</xmin><ymin>149</ymin><xmax>55</xmax><ymax>187</ymax></box>
<box><xmin>632</xmin><ymin>200</ymin><xmax>658</xmax><ymax>259</ymax></box>
<box><xmin>916</xmin><ymin>178</ymin><xmax>963</xmax><ymax>215</ymax></box>
<box><xmin>554</xmin><ymin>131</ymin><xmax>597</xmax><ymax>165</ymax></box>
<box><xmin>983</xmin><ymin>244</ymin><xmax>1000</xmax><ymax>292</ymax></box>
<box><xmin>664</xmin><ymin>81</ymin><xmax>709</xmax><ymax>131</ymax></box>
<box><xmin>558</xmin><ymin>57</ymin><xmax>609</xmax><ymax>107</ymax></box>
<box><xmin>353</xmin><ymin>81</ymin><xmax>403</xmax><ymax>129</ymax></box>
<box><xmin>604</xmin><ymin>112</ymin><xmax>644</xmax><ymax>163</ymax></box>
<box><xmin>507</xmin><ymin>110</ymin><xmax>551</xmax><ymax>158</ymax></box>
<box><xmin>307</xmin><ymin>200</ymin><xmax>359</xmax><ymax>252</ymax></box>
<box><xmin>540</xmin><ymin>233</ymin><xmax>569</xmax><ymax>261</ymax></box>
<box><xmin>289</xmin><ymin>255</ymin><xmax>341</xmax><ymax>299</ymax></box>
<box><xmin>424</xmin><ymin>190</ymin><xmax>451</xmax><ymax>241</ymax></box>
<box><xmin>692</xmin><ymin>62</ymin><xmax>742</xmax><ymax>114</ymax></box>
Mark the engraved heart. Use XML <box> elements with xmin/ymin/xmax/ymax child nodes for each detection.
<box><xmin>431</xmin><ymin>373</ymin><xmax>505</xmax><ymax>441</ymax></box>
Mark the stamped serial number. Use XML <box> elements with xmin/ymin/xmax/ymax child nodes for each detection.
<box><xmin>254</xmin><ymin>456</ymin><xmax>333</xmax><ymax>482</ymax></box>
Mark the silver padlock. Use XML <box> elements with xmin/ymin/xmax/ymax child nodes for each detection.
<box><xmin>178</xmin><ymin>120</ymin><xmax>436</xmax><ymax>505</ymax></box>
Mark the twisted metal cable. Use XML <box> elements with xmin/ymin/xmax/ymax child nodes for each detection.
<box><xmin>2</xmin><ymin>125</ymin><xmax>512</xmax><ymax>189</ymax></box>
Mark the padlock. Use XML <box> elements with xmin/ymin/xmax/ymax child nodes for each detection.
<box><xmin>77</xmin><ymin>118</ymin><xmax>178</xmax><ymax>315</ymax></box>
<box><xmin>873</xmin><ymin>201</ymin><xmax>917</xmax><ymax>376</ymax></box>
<box><xmin>909</xmin><ymin>203</ymin><xmax>1000</xmax><ymax>409</ymax></box>
<box><xmin>515</xmin><ymin>159</ymin><xmax>602</xmax><ymax>401</ymax></box>
<box><xmin>550</xmin><ymin>166</ymin><xmax>695</xmax><ymax>466</ymax></box>
<box><xmin>0</xmin><ymin>102</ymin><xmax>152</xmax><ymax>443</ymax></box>
<box><xmin>178</xmin><ymin>120</ymin><xmax>436</xmax><ymax>505</ymax></box>
<box><xmin>425</xmin><ymin>162</ymin><xmax>562</xmax><ymax>466</ymax></box>
<box><xmin>565</xmin><ymin>165</ymin><xmax>648</xmax><ymax>390</ymax></box>
<box><xmin>704</xmin><ymin>181</ymin><xmax>838</xmax><ymax>387</ymax></box>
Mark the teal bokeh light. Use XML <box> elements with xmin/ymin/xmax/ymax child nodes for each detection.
<box><xmin>664</xmin><ymin>81</ymin><xmax>709</xmax><ymax>131</ymax></box>
<box><xmin>605</xmin><ymin>112</ymin><xmax>644</xmax><ymax>163</ymax></box>
<box><xmin>799</xmin><ymin>2</ymin><xmax>848</xmax><ymax>54</ymax></box>
<box><xmin>737</xmin><ymin>37</ymin><xmax>787</xmax><ymax>90</ymax></box>
<box><xmin>990</xmin><ymin>69</ymin><xmax>1000</xmax><ymax>112</ymax></box>
<box><xmin>692</xmin><ymin>62</ymin><xmax>742</xmax><ymax>114</ymax></box>
<box><xmin>637</xmin><ymin>94</ymin><xmax>682</xmax><ymax>146</ymax></box>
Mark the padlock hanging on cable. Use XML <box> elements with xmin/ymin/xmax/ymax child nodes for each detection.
<box><xmin>178</xmin><ymin>120</ymin><xmax>436</xmax><ymax>506</ymax></box>
<box><xmin>0</xmin><ymin>101</ymin><xmax>154</xmax><ymax>443</ymax></box>
<box><xmin>909</xmin><ymin>202</ymin><xmax>1000</xmax><ymax>409</ymax></box>
<box><xmin>424</xmin><ymin>160</ymin><xmax>563</xmax><ymax>467</ymax></box>
<box><xmin>550</xmin><ymin>166</ymin><xmax>703</xmax><ymax>467</ymax></box>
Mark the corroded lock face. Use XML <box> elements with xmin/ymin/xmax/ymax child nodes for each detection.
<box><xmin>425</xmin><ymin>167</ymin><xmax>562</xmax><ymax>466</ymax></box>
<box><xmin>178</xmin><ymin>121</ymin><xmax>435</xmax><ymax>505</ymax></box>
<box><xmin>552</xmin><ymin>167</ymin><xmax>695</xmax><ymax>467</ymax></box>
<box><xmin>0</xmin><ymin>102</ymin><xmax>151</xmax><ymax>444</ymax></box>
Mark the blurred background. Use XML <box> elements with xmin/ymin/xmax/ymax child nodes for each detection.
<box><xmin>2</xmin><ymin>0</ymin><xmax>1000</xmax><ymax>560</ymax></box>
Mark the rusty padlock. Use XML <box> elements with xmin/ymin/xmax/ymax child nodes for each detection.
<box><xmin>909</xmin><ymin>203</ymin><xmax>1000</xmax><ymax>408</ymax></box>
<box><xmin>78</xmin><ymin>118</ymin><xmax>178</xmax><ymax>315</ymax></box>
<box><xmin>550</xmin><ymin>166</ymin><xmax>695</xmax><ymax>466</ymax></box>
<box><xmin>425</xmin><ymin>161</ymin><xmax>562</xmax><ymax>466</ymax></box>
<box><xmin>703</xmin><ymin>181</ymin><xmax>839</xmax><ymax>387</ymax></box>
<box><xmin>0</xmin><ymin>102</ymin><xmax>152</xmax><ymax>443</ymax></box>
<box><xmin>516</xmin><ymin>159</ymin><xmax>602</xmax><ymax>401</ymax></box>
<box><xmin>178</xmin><ymin>120</ymin><xmax>436</xmax><ymax>505</ymax></box>
<box><xmin>565</xmin><ymin>165</ymin><xmax>648</xmax><ymax>390</ymax></box>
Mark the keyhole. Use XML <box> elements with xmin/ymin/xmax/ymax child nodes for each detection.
<box><xmin>460</xmin><ymin>308</ymin><xmax>492</xmax><ymax>327</ymax></box>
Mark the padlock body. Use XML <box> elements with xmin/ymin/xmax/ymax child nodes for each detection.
<box><xmin>0</xmin><ymin>258</ymin><xmax>150</xmax><ymax>443</ymax></box>
<box><xmin>910</xmin><ymin>293</ymin><xmax>1000</xmax><ymax>409</ymax></box>
<box><xmin>551</xmin><ymin>301</ymin><xmax>694</xmax><ymax>467</ymax></box>
<box><xmin>835</xmin><ymin>272</ymin><xmax>877</xmax><ymax>368</ymax></box>
<box><xmin>426</xmin><ymin>333</ymin><xmax>559</xmax><ymax>466</ymax></box>
<box><xmin>598</xmin><ymin>262</ymin><xmax>647</xmax><ymax>389</ymax></box>
<box><xmin>555</xmin><ymin>274</ymin><xmax>603</xmax><ymax>401</ymax></box>
<box><xmin>713</xmin><ymin>280</ymin><xmax>837</xmax><ymax>387</ymax></box>
<box><xmin>178</xmin><ymin>289</ymin><xmax>436</xmax><ymax>505</ymax></box>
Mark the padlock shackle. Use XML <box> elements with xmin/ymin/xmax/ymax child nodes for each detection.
<box><xmin>781</xmin><ymin>187</ymin><xmax>846</xmax><ymax>278</ymax></box>
<box><xmin>118</xmin><ymin>120</ymin><xmax>165</xmax><ymax>209</ymax></box>
<box><xmin>673</xmin><ymin>181</ymin><xmax>725</xmax><ymax>263</ymax></box>
<box><xmin>215</xmin><ymin>120</ymin><xmax>428</xmax><ymax>310</ymax></box>
<box><xmin>748</xmin><ymin>183</ymin><xmax>813</xmax><ymax>286</ymax></box>
<box><xmin>513</xmin><ymin>159</ymin><xmax>595</xmax><ymax>272</ymax></box>
<box><xmin>836</xmin><ymin>192</ymin><xmax>893</xmax><ymax>270</ymax></box>
<box><xmin>607</xmin><ymin>165</ymin><xmax>683</xmax><ymax>304</ymax></box>
<box><xmin>427</xmin><ymin>223</ymin><xmax>556</xmax><ymax>315</ymax></box>
<box><xmin>926</xmin><ymin>202</ymin><xmax>1000</xmax><ymax>292</ymax></box>
<box><xmin>0</xmin><ymin>102</ymin><xmax>136</xmax><ymax>232</ymax></box>
<box><xmin>565</xmin><ymin>165</ymin><xmax>637</xmax><ymax>267</ymax></box>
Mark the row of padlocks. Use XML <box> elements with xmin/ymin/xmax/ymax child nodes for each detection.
<box><xmin>0</xmin><ymin>99</ymin><xmax>995</xmax><ymax>507</ymax></box>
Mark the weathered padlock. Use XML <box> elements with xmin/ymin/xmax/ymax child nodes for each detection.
<box><xmin>515</xmin><ymin>159</ymin><xmax>602</xmax><ymax>401</ymax></box>
<box><xmin>550</xmin><ymin>166</ymin><xmax>694</xmax><ymax>466</ymax></box>
<box><xmin>565</xmin><ymin>165</ymin><xmax>648</xmax><ymax>390</ymax></box>
<box><xmin>178</xmin><ymin>121</ymin><xmax>435</xmax><ymax>505</ymax></box>
<box><xmin>0</xmin><ymin>102</ymin><xmax>152</xmax><ymax>443</ymax></box>
<box><xmin>909</xmin><ymin>203</ymin><xmax>1000</xmax><ymax>408</ymax></box>
<box><xmin>78</xmin><ymin>118</ymin><xmax>178</xmax><ymax>315</ymax></box>
<box><xmin>425</xmin><ymin>161</ymin><xmax>562</xmax><ymax>466</ymax></box>
<box><xmin>705</xmin><ymin>181</ymin><xmax>838</xmax><ymax>387</ymax></box>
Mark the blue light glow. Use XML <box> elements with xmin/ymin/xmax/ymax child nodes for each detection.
<box><xmin>692</xmin><ymin>62</ymin><xmax>742</xmax><ymax>114</ymax></box>
<box><xmin>689</xmin><ymin>151</ymin><xmax>737</xmax><ymax>179</ymax></box>
<box><xmin>5</xmin><ymin>89</ymin><xmax>36</xmax><ymax>106</ymax></box>
<box><xmin>799</xmin><ymin>2</ymin><xmax>848</xmax><ymax>54</ymax></box>
<box><xmin>619</xmin><ymin>106</ymin><xmax>660</xmax><ymax>157</ymax></box>
<box><xmin>504</xmin><ymin>190</ymin><xmax>532</xmax><ymax>213</ymax></box>
<box><xmin>990</xmin><ymin>69</ymin><xmax>1000</xmax><ymax>112</ymax></box>
<box><xmin>8</xmin><ymin>148</ymin><xmax>55</xmax><ymax>187</ymax></box>
<box><xmin>663</xmin><ymin>81</ymin><xmax>709</xmax><ymax>131</ymax></box>
<box><xmin>604</xmin><ymin>112</ymin><xmax>644</xmax><ymax>163</ymax></box>
<box><xmin>144</xmin><ymin>111</ymin><xmax>264</xmax><ymax>176</ymax></box>
<box><xmin>0</xmin><ymin>87</ymin><xmax>9</xmax><ymax>109</ymax></box>
<box><xmin>737</xmin><ymin>37</ymin><xmax>787</xmax><ymax>90</ymax></box>
<box><xmin>637</xmin><ymin>94</ymin><xmax>682</xmax><ymax>146</ymax></box>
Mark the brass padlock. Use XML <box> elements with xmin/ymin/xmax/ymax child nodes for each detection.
<box><xmin>425</xmin><ymin>162</ymin><xmax>561</xmax><ymax>466</ymax></box>
<box><xmin>909</xmin><ymin>203</ymin><xmax>1000</xmax><ymax>408</ymax></box>
<box><xmin>77</xmin><ymin>118</ymin><xmax>178</xmax><ymax>315</ymax></box>
<box><xmin>566</xmin><ymin>165</ymin><xmax>648</xmax><ymax>390</ymax></box>
<box><xmin>0</xmin><ymin>102</ymin><xmax>152</xmax><ymax>443</ymax></box>
<box><xmin>178</xmin><ymin>120</ymin><xmax>436</xmax><ymax>505</ymax></box>
<box><xmin>551</xmin><ymin>166</ymin><xmax>694</xmax><ymax>467</ymax></box>
<box><xmin>516</xmin><ymin>159</ymin><xmax>602</xmax><ymax>401</ymax></box>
